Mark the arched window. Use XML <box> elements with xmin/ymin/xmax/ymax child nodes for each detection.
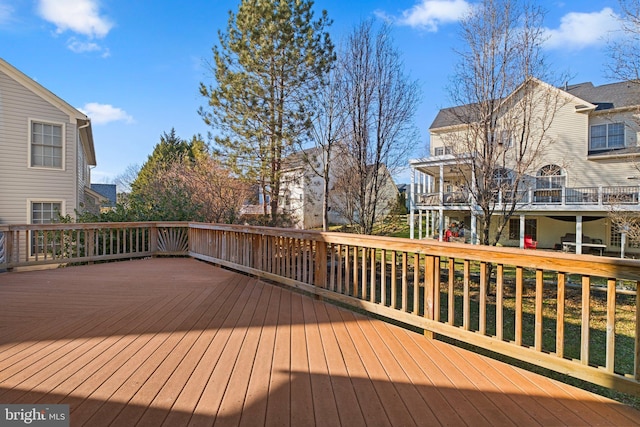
<box><xmin>536</xmin><ymin>165</ymin><xmax>565</xmax><ymax>189</ymax></box>
<box><xmin>535</xmin><ymin>165</ymin><xmax>565</xmax><ymax>203</ymax></box>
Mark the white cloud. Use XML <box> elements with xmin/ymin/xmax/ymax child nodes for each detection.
<box><xmin>79</xmin><ymin>103</ymin><xmax>134</xmax><ymax>125</ymax></box>
<box><xmin>67</xmin><ymin>39</ymin><xmax>101</xmax><ymax>53</ymax></box>
<box><xmin>544</xmin><ymin>8</ymin><xmax>620</xmax><ymax>50</ymax></box>
<box><xmin>387</xmin><ymin>0</ymin><xmax>473</xmax><ymax>31</ymax></box>
<box><xmin>66</xmin><ymin>38</ymin><xmax>111</xmax><ymax>57</ymax></box>
<box><xmin>37</xmin><ymin>0</ymin><xmax>113</xmax><ymax>39</ymax></box>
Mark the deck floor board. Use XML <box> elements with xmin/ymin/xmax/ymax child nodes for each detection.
<box><xmin>0</xmin><ymin>258</ymin><xmax>639</xmax><ymax>426</ymax></box>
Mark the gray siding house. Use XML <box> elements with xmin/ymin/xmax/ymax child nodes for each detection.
<box><xmin>0</xmin><ymin>58</ymin><xmax>99</xmax><ymax>225</ymax></box>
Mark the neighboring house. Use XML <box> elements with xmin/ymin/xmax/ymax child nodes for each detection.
<box><xmin>280</xmin><ymin>147</ymin><xmax>398</xmax><ymax>229</ymax></box>
<box><xmin>90</xmin><ymin>183</ymin><xmax>117</xmax><ymax>213</ymax></box>
<box><xmin>409</xmin><ymin>79</ymin><xmax>640</xmax><ymax>255</ymax></box>
<box><xmin>0</xmin><ymin>58</ymin><xmax>99</xmax><ymax>226</ymax></box>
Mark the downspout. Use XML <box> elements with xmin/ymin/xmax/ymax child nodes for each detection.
<box><xmin>76</xmin><ymin>119</ymin><xmax>92</xmax><ymax>218</ymax></box>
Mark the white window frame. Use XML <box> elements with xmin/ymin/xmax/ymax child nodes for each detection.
<box><xmin>28</xmin><ymin>118</ymin><xmax>66</xmax><ymax>170</ymax></box>
<box><xmin>28</xmin><ymin>200</ymin><xmax>65</xmax><ymax>256</ymax></box>
<box><xmin>28</xmin><ymin>200</ymin><xmax>65</xmax><ymax>224</ymax></box>
<box><xmin>434</xmin><ymin>146</ymin><xmax>452</xmax><ymax>156</ymax></box>
<box><xmin>589</xmin><ymin>122</ymin><xmax>625</xmax><ymax>151</ymax></box>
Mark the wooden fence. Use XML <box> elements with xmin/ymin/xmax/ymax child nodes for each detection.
<box><xmin>2</xmin><ymin>221</ymin><xmax>640</xmax><ymax>395</ymax></box>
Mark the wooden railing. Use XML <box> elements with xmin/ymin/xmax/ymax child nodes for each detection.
<box><xmin>2</xmin><ymin>221</ymin><xmax>640</xmax><ymax>396</ymax></box>
<box><xmin>189</xmin><ymin>222</ymin><xmax>640</xmax><ymax>396</ymax></box>
<box><xmin>0</xmin><ymin>222</ymin><xmax>189</xmax><ymax>269</ymax></box>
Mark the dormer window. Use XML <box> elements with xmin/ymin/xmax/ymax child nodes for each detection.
<box><xmin>590</xmin><ymin>123</ymin><xmax>625</xmax><ymax>151</ymax></box>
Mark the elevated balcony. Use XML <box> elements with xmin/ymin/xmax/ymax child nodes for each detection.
<box><xmin>415</xmin><ymin>185</ymin><xmax>640</xmax><ymax>211</ymax></box>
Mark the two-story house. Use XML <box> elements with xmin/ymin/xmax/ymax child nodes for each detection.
<box><xmin>280</xmin><ymin>146</ymin><xmax>398</xmax><ymax>229</ymax></box>
<box><xmin>409</xmin><ymin>78</ymin><xmax>640</xmax><ymax>255</ymax></box>
<box><xmin>0</xmin><ymin>58</ymin><xmax>100</xmax><ymax>226</ymax></box>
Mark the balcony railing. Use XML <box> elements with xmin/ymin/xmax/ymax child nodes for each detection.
<box><xmin>2</xmin><ymin>221</ymin><xmax>640</xmax><ymax>396</ymax></box>
<box><xmin>416</xmin><ymin>185</ymin><xmax>640</xmax><ymax>207</ymax></box>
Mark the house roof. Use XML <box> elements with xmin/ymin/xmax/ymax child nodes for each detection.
<box><xmin>0</xmin><ymin>57</ymin><xmax>96</xmax><ymax>166</ymax></box>
<box><xmin>282</xmin><ymin>146</ymin><xmax>323</xmax><ymax>171</ymax></box>
<box><xmin>90</xmin><ymin>184</ymin><xmax>117</xmax><ymax>207</ymax></box>
<box><xmin>430</xmin><ymin>80</ymin><xmax>640</xmax><ymax>130</ymax></box>
<box><xmin>564</xmin><ymin>81</ymin><xmax>640</xmax><ymax>111</ymax></box>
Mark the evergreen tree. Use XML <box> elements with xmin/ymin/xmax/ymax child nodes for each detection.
<box><xmin>130</xmin><ymin>129</ymin><xmax>209</xmax><ymax>220</ymax></box>
<box><xmin>199</xmin><ymin>0</ymin><xmax>334</xmax><ymax>224</ymax></box>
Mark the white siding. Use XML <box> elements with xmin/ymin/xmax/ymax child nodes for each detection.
<box><xmin>0</xmin><ymin>70</ymin><xmax>78</xmax><ymax>224</ymax></box>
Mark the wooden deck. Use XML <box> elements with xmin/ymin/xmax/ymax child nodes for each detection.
<box><xmin>1</xmin><ymin>258</ymin><xmax>639</xmax><ymax>426</ymax></box>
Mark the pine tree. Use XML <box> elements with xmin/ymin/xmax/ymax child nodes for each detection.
<box><xmin>199</xmin><ymin>0</ymin><xmax>334</xmax><ymax>224</ymax></box>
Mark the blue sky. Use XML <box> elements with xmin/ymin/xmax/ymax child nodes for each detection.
<box><xmin>0</xmin><ymin>0</ymin><xmax>627</xmax><ymax>184</ymax></box>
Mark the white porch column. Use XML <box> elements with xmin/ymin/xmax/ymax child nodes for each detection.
<box><xmin>439</xmin><ymin>208</ymin><xmax>445</xmax><ymax>241</ymax></box>
<box><xmin>576</xmin><ymin>215</ymin><xmax>583</xmax><ymax>255</ymax></box>
<box><xmin>519</xmin><ymin>214</ymin><xmax>525</xmax><ymax>249</ymax></box>
<box><xmin>418</xmin><ymin>210</ymin><xmax>423</xmax><ymax>239</ymax></box>
<box><xmin>410</xmin><ymin>167</ymin><xmax>415</xmax><ymax>239</ymax></box>
<box><xmin>471</xmin><ymin>212</ymin><xmax>477</xmax><ymax>245</ymax></box>
<box><xmin>439</xmin><ymin>164</ymin><xmax>444</xmax><ymax>204</ymax></box>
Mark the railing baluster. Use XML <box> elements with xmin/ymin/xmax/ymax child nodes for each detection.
<box><xmin>479</xmin><ymin>261</ymin><xmax>487</xmax><ymax>335</ymax></box>
<box><xmin>557</xmin><ymin>272</ymin><xmax>566</xmax><ymax>358</ymax></box>
<box><xmin>581</xmin><ymin>275</ymin><xmax>591</xmax><ymax>366</ymax></box>
<box><xmin>448</xmin><ymin>258</ymin><xmax>455</xmax><ymax>325</ymax></box>
<box><xmin>496</xmin><ymin>264</ymin><xmax>504</xmax><ymax>340</ymax></box>
<box><xmin>463</xmin><ymin>259</ymin><xmax>470</xmax><ymax>330</ymax></box>
<box><xmin>607</xmin><ymin>278</ymin><xmax>617</xmax><ymax>372</ymax></box>
<box><xmin>515</xmin><ymin>266</ymin><xmax>523</xmax><ymax>346</ymax></box>
<box><xmin>535</xmin><ymin>269</ymin><xmax>544</xmax><ymax>351</ymax></box>
<box><xmin>413</xmin><ymin>253</ymin><xmax>419</xmax><ymax>315</ymax></box>
<box><xmin>381</xmin><ymin>249</ymin><xmax>387</xmax><ymax>306</ymax></box>
<box><xmin>401</xmin><ymin>252</ymin><xmax>408</xmax><ymax>312</ymax></box>
<box><xmin>391</xmin><ymin>251</ymin><xmax>397</xmax><ymax>309</ymax></box>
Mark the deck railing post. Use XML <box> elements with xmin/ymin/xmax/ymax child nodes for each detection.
<box><xmin>424</xmin><ymin>255</ymin><xmax>436</xmax><ymax>339</ymax></box>
<box><xmin>314</xmin><ymin>240</ymin><xmax>327</xmax><ymax>289</ymax></box>
<box><xmin>150</xmin><ymin>224</ymin><xmax>159</xmax><ymax>255</ymax></box>
<box><xmin>87</xmin><ymin>229</ymin><xmax>95</xmax><ymax>264</ymax></box>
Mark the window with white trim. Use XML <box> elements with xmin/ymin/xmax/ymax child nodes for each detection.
<box><xmin>31</xmin><ymin>202</ymin><xmax>62</xmax><ymax>255</ymax></box>
<box><xmin>32</xmin><ymin>202</ymin><xmax>62</xmax><ymax>224</ymax></box>
<box><xmin>434</xmin><ymin>146</ymin><xmax>452</xmax><ymax>156</ymax></box>
<box><xmin>590</xmin><ymin>122</ymin><xmax>625</xmax><ymax>151</ymax></box>
<box><xmin>31</xmin><ymin>121</ymin><xmax>63</xmax><ymax>168</ymax></box>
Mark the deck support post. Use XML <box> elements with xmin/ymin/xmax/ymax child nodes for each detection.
<box><xmin>409</xmin><ymin>167</ymin><xmax>415</xmax><ymax>239</ymax></box>
<box><xmin>471</xmin><ymin>212</ymin><xmax>477</xmax><ymax>245</ymax></box>
<box><xmin>576</xmin><ymin>215</ymin><xmax>583</xmax><ymax>255</ymax></box>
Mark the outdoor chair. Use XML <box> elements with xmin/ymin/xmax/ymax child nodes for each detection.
<box><xmin>524</xmin><ymin>235</ymin><xmax>537</xmax><ymax>249</ymax></box>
